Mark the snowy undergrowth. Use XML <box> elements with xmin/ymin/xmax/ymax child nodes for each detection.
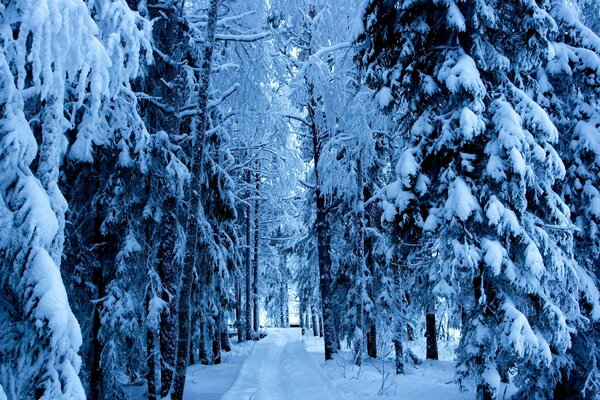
<box><xmin>125</xmin><ymin>340</ymin><xmax>254</xmax><ymax>400</ymax></box>
<box><xmin>303</xmin><ymin>334</ymin><xmax>516</xmax><ymax>399</ymax></box>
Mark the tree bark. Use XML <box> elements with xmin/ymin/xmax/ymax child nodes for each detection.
<box><xmin>425</xmin><ymin>309</ymin><xmax>439</xmax><ymax>360</ymax></box>
<box><xmin>245</xmin><ymin>203</ymin><xmax>252</xmax><ymax>341</ymax></box>
<box><xmin>253</xmin><ymin>171</ymin><xmax>260</xmax><ymax>334</ymax></box>
<box><xmin>90</xmin><ymin>262</ymin><xmax>104</xmax><ymax>400</ymax></box>
<box><xmin>311</xmin><ymin>306</ymin><xmax>319</xmax><ymax>337</ymax></box>
<box><xmin>235</xmin><ymin>273</ymin><xmax>243</xmax><ymax>342</ymax></box>
<box><xmin>171</xmin><ymin>0</ymin><xmax>219</xmax><ymax>398</ymax></box>
<box><xmin>146</xmin><ymin>293</ymin><xmax>157</xmax><ymax>400</ymax></box>
<box><xmin>393</xmin><ymin>338</ymin><xmax>404</xmax><ymax>375</ymax></box>
<box><xmin>367</xmin><ymin>323</ymin><xmax>377</xmax><ymax>358</ymax></box>
<box><xmin>308</xmin><ymin>79</ymin><xmax>337</xmax><ymax>360</ymax></box>
<box><xmin>212</xmin><ymin>314</ymin><xmax>222</xmax><ymax>365</ymax></box>
<box><xmin>157</xmin><ymin>198</ymin><xmax>180</xmax><ymax>397</ymax></box>
<box><xmin>354</xmin><ymin>158</ymin><xmax>366</xmax><ymax>367</ymax></box>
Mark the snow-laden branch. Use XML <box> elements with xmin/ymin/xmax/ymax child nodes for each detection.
<box><xmin>207</xmin><ymin>83</ymin><xmax>240</xmax><ymax>108</ymax></box>
<box><xmin>311</xmin><ymin>42</ymin><xmax>354</xmax><ymax>59</ymax></box>
<box><xmin>215</xmin><ymin>32</ymin><xmax>271</xmax><ymax>42</ymax></box>
<box><xmin>177</xmin><ymin>84</ymin><xmax>239</xmax><ymax>118</ymax></box>
<box><xmin>280</xmin><ymin>114</ymin><xmax>311</xmax><ymax>127</ymax></box>
<box><xmin>298</xmin><ymin>178</ymin><xmax>316</xmax><ymax>190</ymax></box>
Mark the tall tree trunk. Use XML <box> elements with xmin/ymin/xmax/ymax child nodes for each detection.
<box><xmin>146</xmin><ymin>291</ymin><xmax>157</xmax><ymax>400</ymax></box>
<box><xmin>393</xmin><ymin>246</ymin><xmax>406</xmax><ymax>375</ymax></box>
<box><xmin>245</xmin><ymin>203</ymin><xmax>252</xmax><ymax>341</ymax></box>
<box><xmin>354</xmin><ymin>158</ymin><xmax>366</xmax><ymax>367</ymax></box>
<box><xmin>158</xmin><ymin>198</ymin><xmax>180</xmax><ymax>397</ymax></box>
<box><xmin>90</xmin><ymin>212</ymin><xmax>110</xmax><ymax>400</ymax></box>
<box><xmin>143</xmin><ymin>0</ymin><xmax>187</xmax><ymax>394</ymax></box>
<box><xmin>253</xmin><ymin>173</ymin><xmax>260</xmax><ymax>334</ymax></box>
<box><xmin>308</xmin><ymin>80</ymin><xmax>337</xmax><ymax>360</ymax></box>
<box><xmin>425</xmin><ymin>307</ymin><xmax>439</xmax><ymax>360</ymax></box>
<box><xmin>235</xmin><ymin>274</ymin><xmax>243</xmax><ymax>342</ymax></box>
<box><xmin>172</xmin><ymin>0</ymin><xmax>219</xmax><ymax>398</ymax></box>
<box><xmin>90</xmin><ymin>262</ymin><xmax>104</xmax><ymax>400</ymax></box>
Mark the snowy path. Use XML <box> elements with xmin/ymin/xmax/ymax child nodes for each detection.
<box><xmin>220</xmin><ymin>328</ymin><xmax>341</xmax><ymax>400</ymax></box>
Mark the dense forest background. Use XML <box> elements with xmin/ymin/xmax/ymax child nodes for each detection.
<box><xmin>1</xmin><ymin>0</ymin><xmax>600</xmax><ymax>399</ymax></box>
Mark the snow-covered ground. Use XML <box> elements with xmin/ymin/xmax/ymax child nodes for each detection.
<box><xmin>184</xmin><ymin>340</ymin><xmax>254</xmax><ymax>400</ymax></box>
<box><xmin>180</xmin><ymin>328</ymin><xmax>516</xmax><ymax>400</ymax></box>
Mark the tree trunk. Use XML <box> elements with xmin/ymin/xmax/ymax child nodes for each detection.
<box><xmin>425</xmin><ymin>309</ymin><xmax>439</xmax><ymax>360</ymax></box>
<box><xmin>221</xmin><ymin>314</ymin><xmax>232</xmax><ymax>352</ymax></box>
<box><xmin>354</xmin><ymin>158</ymin><xmax>366</xmax><ymax>367</ymax></box>
<box><xmin>393</xmin><ymin>246</ymin><xmax>406</xmax><ymax>375</ymax></box>
<box><xmin>212</xmin><ymin>314</ymin><xmax>222</xmax><ymax>365</ymax></box>
<box><xmin>279</xmin><ymin>283</ymin><xmax>286</xmax><ymax>328</ymax></box>
<box><xmin>367</xmin><ymin>323</ymin><xmax>377</xmax><ymax>358</ymax></box>
<box><xmin>146</xmin><ymin>294</ymin><xmax>157</xmax><ymax>400</ymax></box>
<box><xmin>284</xmin><ymin>282</ymin><xmax>290</xmax><ymax>327</ymax></box>
<box><xmin>393</xmin><ymin>338</ymin><xmax>404</xmax><ymax>375</ymax></box>
<box><xmin>253</xmin><ymin>174</ymin><xmax>260</xmax><ymax>334</ymax></box>
<box><xmin>318</xmin><ymin>315</ymin><xmax>323</xmax><ymax>338</ymax></box>
<box><xmin>199</xmin><ymin>312</ymin><xmax>209</xmax><ymax>365</ymax></box>
<box><xmin>90</xmin><ymin>263</ymin><xmax>104</xmax><ymax>400</ymax></box>
<box><xmin>235</xmin><ymin>274</ymin><xmax>243</xmax><ymax>342</ymax></box>
<box><xmin>245</xmin><ymin>204</ymin><xmax>252</xmax><ymax>341</ymax></box>
<box><xmin>171</xmin><ymin>0</ymin><xmax>219</xmax><ymax>398</ymax></box>
<box><xmin>311</xmin><ymin>306</ymin><xmax>319</xmax><ymax>336</ymax></box>
<box><xmin>308</xmin><ymin>79</ymin><xmax>337</xmax><ymax>360</ymax></box>
<box><xmin>158</xmin><ymin>199</ymin><xmax>180</xmax><ymax>397</ymax></box>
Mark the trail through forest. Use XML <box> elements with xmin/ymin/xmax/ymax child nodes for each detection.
<box><xmin>219</xmin><ymin>329</ymin><xmax>341</xmax><ymax>400</ymax></box>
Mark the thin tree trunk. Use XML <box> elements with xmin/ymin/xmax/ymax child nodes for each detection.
<box><xmin>473</xmin><ymin>273</ymin><xmax>496</xmax><ymax>400</ymax></box>
<box><xmin>393</xmin><ymin>246</ymin><xmax>406</xmax><ymax>375</ymax></box>
<box><xmin>318</xmin><ymin>314</ymin><xmax>323</xmax><ymax>338</ymax></box>
<box><xmin>284</xmin><ymin>282</ymin><xmax>289</xmax><ymax>327</ymax></box>
<box><xmin>212</xmin><ymin>314</ymin><xmax>222</xmax><ymax>365</ymax></box>
<box><xmin>245</xmin><ymin>203</ymin><xmax>252</xmax><ymax>341</ymax></box>
<box><xmin>354</xmin><ymin>158</ymin><xmax>366</xmax><ymax>367</ymax></box>
<box><xmin>308</xmin><ymin>82</ymin><xmax>336</xmax><ymax>360</ymax></box>
<box><xmin>425</xmin><ymin>308</ymin><xmax>439</xmax><ymax>360</ymax></box>
<box><xmin>90</xmin><ymin>262</ymin><xmax>104</xmax><ymax>400</ymax></box>
<box><xmin>158</xmin><ymin>199</ymin><xmax>180</xmax><ymax>397</ymax></box>
<box><xmin>146</xmin><ymin>294</ymin><xmax>157</xmax><ymax>400</ymax></box>
<box><xmin>253</xmin><ymin>180</ymin><xmax>260</xmax><ymax>334</ymax></box>
<box><xmin>235</xmin><ymin>274</ymin><xmax>243</xmax><ymax>342</ymax></box>
<box><xmin>311</xmin><ymin>306</ymin><xmax>318</xmax><ymax>336</ymax></box>
<box><xmin>172</xmin><ymin>0</ymin><xmax>219</xmax><ymax>398</ymax></box>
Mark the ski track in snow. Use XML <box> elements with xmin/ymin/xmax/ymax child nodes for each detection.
<box><xmin>220</xmin><ymin>328</ymin><xmax>342</xmax><ymax>400</ymax></box>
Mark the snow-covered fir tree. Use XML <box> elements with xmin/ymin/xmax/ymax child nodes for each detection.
<box><xmin>361</xmin><ymin>0</ymin><xmax>600</xmax><ymax>399</ymax></box>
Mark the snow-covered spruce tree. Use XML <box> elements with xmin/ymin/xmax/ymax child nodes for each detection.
<box><xmin>0</xmin><ymin>0</ymin><xmax>117</xmax><ymax>396</ymax></box>
<box><xmin>361</xmin><ymin>1</ymin><xmax>600</xmax><ymax>399</ymax></box>
<box><xmin>540</xmin><ymin>3</ymin><xmax>600</xmax><ymax>397</ymax></box>
<box><xmin>274</xmin><ymin>0</ymin><xmax>368</xmax><ymax>361</ymax></box>
<box><xmin>60</xmin><ymin>1</ymin><xmax>153</xmax><ymax>398</ymax></box>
